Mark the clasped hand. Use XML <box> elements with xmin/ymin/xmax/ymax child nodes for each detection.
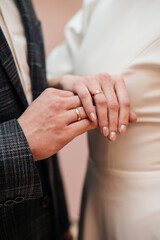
<box><xmin>18</xmin><ymin>73</ymin><xmax>137</xmax><ymax>161</ymax></box>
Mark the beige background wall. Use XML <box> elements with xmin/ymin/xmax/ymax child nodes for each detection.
<box><xmin>32</xmin><ymin>0</ymin><xmax>88</xmax><ymax>221</ymax></box>
<box><xmin>33</xmin><ymin>0</ymin><xmax>82</xmax><ymax>55</ymax></box>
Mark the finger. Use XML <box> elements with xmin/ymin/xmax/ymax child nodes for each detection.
<box><xmin>86</xmin><ymin>77</ymin><xmax>109</xmax><ymax>136</ymax></box>
<box><xmin>92</xmin><ymin>93</ymin><xmax>109</xmax><ymax>136</ymax></box>
<box><xmin>76</xmin><ymin>85</ymin><xmax>97</xmax><ymax>122</ymax></box>
<box><xmin>65</xmin><ymin>95</ymin><xmax>82</xmax><ymax>110</ymax></box>
<box><xmin>114</xmin><ymin>77</ymin><xmax>130</xmax><ymax>134</ymax></box>
<box><xmin>67</xmin><ymin>107</ymin><xmax>88</xmax><ymax>124</ymax></box>
<box><xmin>51</xmin><ymin>88</ymin><xmax>74</xmax><ymax>97</ymax></box>
<box><xmin>67</xmin><ymin>118</ymin><xmax>97</xmax><ymax>138</ymax></box>
<box><xmin>102</xmin><ymin>80</ymin><xmax>119</xmax><ymax>141</ymax></box>
<box><xmin>129</xmin><ymin>111</ymin><xmax>137</xmax><ymax>123</ymax></box>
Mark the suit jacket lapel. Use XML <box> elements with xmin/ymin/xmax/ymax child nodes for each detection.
<box><xmin>15</xmin><ymin>0</ymin><xmax>47</xmax><ymax>100</ymax></box>
<box><xmin>0</xmin><ymin>28</ymin><xmax>28</xmax><ymax>108</ymax></box>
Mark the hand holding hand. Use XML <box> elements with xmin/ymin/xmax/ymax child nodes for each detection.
<box><xmin>18</xmin><ymin>88</ymin><xmax>97</xmax><ymax>161</ymax></box>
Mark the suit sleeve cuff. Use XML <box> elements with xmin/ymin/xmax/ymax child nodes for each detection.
<box><xmin>0</xmin><ymin>119</ymin><xmax>43</xmax><ymax>203</ymax></box>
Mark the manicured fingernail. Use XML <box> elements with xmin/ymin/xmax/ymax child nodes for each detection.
<box><xmin>109</xmin><ymin>132</ymin><xmax>117</xmax><ymax>141</ymax></box>
<box><xmin>103</xmin><ymin>126</ymin><xmax>109</xmax><ymax>137</ymax></box>
<box><xmin>90</xmin><ymin>112</ymin><xmax>97</xmax><ymax>122</ymax></box>
<box><xmin>119</xmin><ymin>124</ymin><xmax>127</xmax><ymax>134</ymax></box>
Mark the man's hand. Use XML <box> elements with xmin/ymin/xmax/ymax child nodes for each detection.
<box><xmin>18</xmin><ymin>88</ymin><xmax>97</xmax><ymax>161</ymax></box>
<box><xmin>59</xmin><ymin>73</ymin><xmax>137</xmax><ymax>141</ymax></box>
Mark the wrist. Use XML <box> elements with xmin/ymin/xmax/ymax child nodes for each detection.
<box><xmin>57</xmin><ymin>75</ymin><xmax>66</xmax><ymax>90</ymax></box>
<box><xmin>59</xmin><ymin>74</ymin><xmax>81</xmax><ymax>92</ymax></box>
<box><xmin>59</xmin><ymin>75</ymin><xmax>72</xmax><ymax>90</ymax></box>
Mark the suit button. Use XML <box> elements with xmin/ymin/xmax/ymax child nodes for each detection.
<box><xmin>4</xmin><ymin>200</ymin><xmax>14</xmax><ymax>207</ymax></box>
<box><xmin>0</xmin><ymin>203</ymin><xmax>3</xmax><ymax>208</ymax></box>
<box><xmin>42</xmin><ymin>195</ymin><xmax>50</xmax><ymax>208</ymax></box>
<box><xmin>14</xmin><ymin>196</ymin><xmax>24</xmax><ymax>204</ymax></box>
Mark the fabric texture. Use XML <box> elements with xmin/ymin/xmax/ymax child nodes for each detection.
<box><xmin>0</xmin><ymin>0</ymin><xmax>70</xmax><ymax>239</ymax></box>
<box><xmin>0</xmin><ymin>119</ymin><xmax>42</xmax><ymax>202</ymax></box>
<box><xmin>0</xmin><ymin>0</ymin><xmax>32</xmax><ymax>105</ymax></box>
<box><xmin>46</xmin><ymin>0</ymin><xmax>160</xmax><ymax>239</ymax></box>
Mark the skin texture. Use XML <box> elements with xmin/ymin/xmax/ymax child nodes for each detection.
<box><xmin>18</xmin><ymin>87</ymin><xmax>97</xmax><ymax>161</ymax></box>
<box><xmin>59</xmin><ymin>73</ymin><xmax>137</xmax><ymax>141</ymax></box>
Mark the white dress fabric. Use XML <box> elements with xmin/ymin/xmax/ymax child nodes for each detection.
<box><xmin>47</xmin><ymin>0</ymin><xmax>160</xmax><ymax>239</ymax></box>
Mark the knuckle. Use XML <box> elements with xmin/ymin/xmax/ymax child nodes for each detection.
<box><xmin>82</xmin><ymin>76</ymin><xmax>93</xmax><ymax>86</ymax></box>
<box><xmin>109</xmin><ymin>102</ymin><xmax>119</xmax><ymax>111</ymax></box>
<box><xmin>84</xmin><ymin>77</ymin><xmax>92</xmax><ymax>86</ymax></box>
<box><xmin>72</xmin><ymin>81</ymin><xmax>79</xmax><ymax>90</ymax></box>
<box><xmin>84</xmin><ymin>76</ymin><xmax>90</xmax><ymax>82</ymax></box>
<box><xmin>53</xmin><ymin>97</ymin><xmax>64</xmax><ymax>109</ymax></box>
<box><xmin>96</xmin><ymin>97</ymin><xmax>107</xmax><ymax>107</ymax></box>
<box><xmin>75</xmin><ymin>78</ymin><xmax>84</xmax><ymax>86</ymax></box>
<box><xmin>99</xmin><ymin>72</ymin><xmax>111</xmax><ymax>82</ymax></box>
<box><xmin>122</xmin><ymin>100</ymin><xmax>130</xmax><ymax>108</ymax></box>
<box><xmin>80</xmin><ymin>91</ymin><xmax>89</xmax><ymax>100</ymax></box>
<box><xmin>44</xmin><ymin>88</ymin><xmax>54</xmax><ymax>96</ymax></box>
<box><xmin>43</xmin><ymin>88</ymin><xmax>55</xmax><ymax>104</ymax></box>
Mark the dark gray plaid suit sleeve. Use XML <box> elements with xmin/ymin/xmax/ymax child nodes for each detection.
<box><xmin>0</xmin><ymin>118</ymin><xmax>43</xmax><ymax>205</ymax></box>
<box><xmin>0</xmin><ymin>1</ymin><xmax>70</xmax><ymax>238</ymax></box>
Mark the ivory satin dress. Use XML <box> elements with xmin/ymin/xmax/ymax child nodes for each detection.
<box><xmin>47</xmin><ymin>0</ymin><xmax>160</xmax><ymax>239</ymax></box>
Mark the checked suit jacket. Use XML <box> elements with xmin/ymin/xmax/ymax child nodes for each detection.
<box><xmin>0</xmin><ymin>0</ymin><xmax>70</xmax><ymax>239</ymax></box>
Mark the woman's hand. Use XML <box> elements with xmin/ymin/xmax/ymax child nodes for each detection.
<box><xmin>59</xmin><ymin>73</ymin><xmax>137</xmax><ymax>141</ymax></box>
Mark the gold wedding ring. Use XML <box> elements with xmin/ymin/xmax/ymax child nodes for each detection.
<box><xmin>92</xmin><ymin>90</ymin><xmax>103</xmax><ymax>96</ymax></box>
<box><xmin>75</xmin><ymin>108</ymin><xmax>81</xmax><ymax>121</ymax></box>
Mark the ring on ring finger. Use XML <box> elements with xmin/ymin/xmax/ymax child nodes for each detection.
<box><xmin>92</xmin><ymin>90</ymin><xmax>103</xmax><ymax>97</ymax></box>
<box><xmin>75</xmin><ymin>108</ymin><xmax>81</xmax><ymax>121</ymax></box>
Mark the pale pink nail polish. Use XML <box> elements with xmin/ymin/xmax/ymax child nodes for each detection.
<box><xmin>109</xmin><ymin>132</ymin><xmax>117</xmax><ymax>141</ymax></box>
<box><xmin>119</xmin><ymin>124</ymin><xmax>127</xmax><ymax>134</ymax></box>
<box><xmin>103</xmin><ymin>126</ymin><xmax>109</xmax><ymax>137</ymax></box>
<box><xmin>90</xmin><ymin>112</ymin><xmax>97</xmax><ymax>122</ymax></box>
